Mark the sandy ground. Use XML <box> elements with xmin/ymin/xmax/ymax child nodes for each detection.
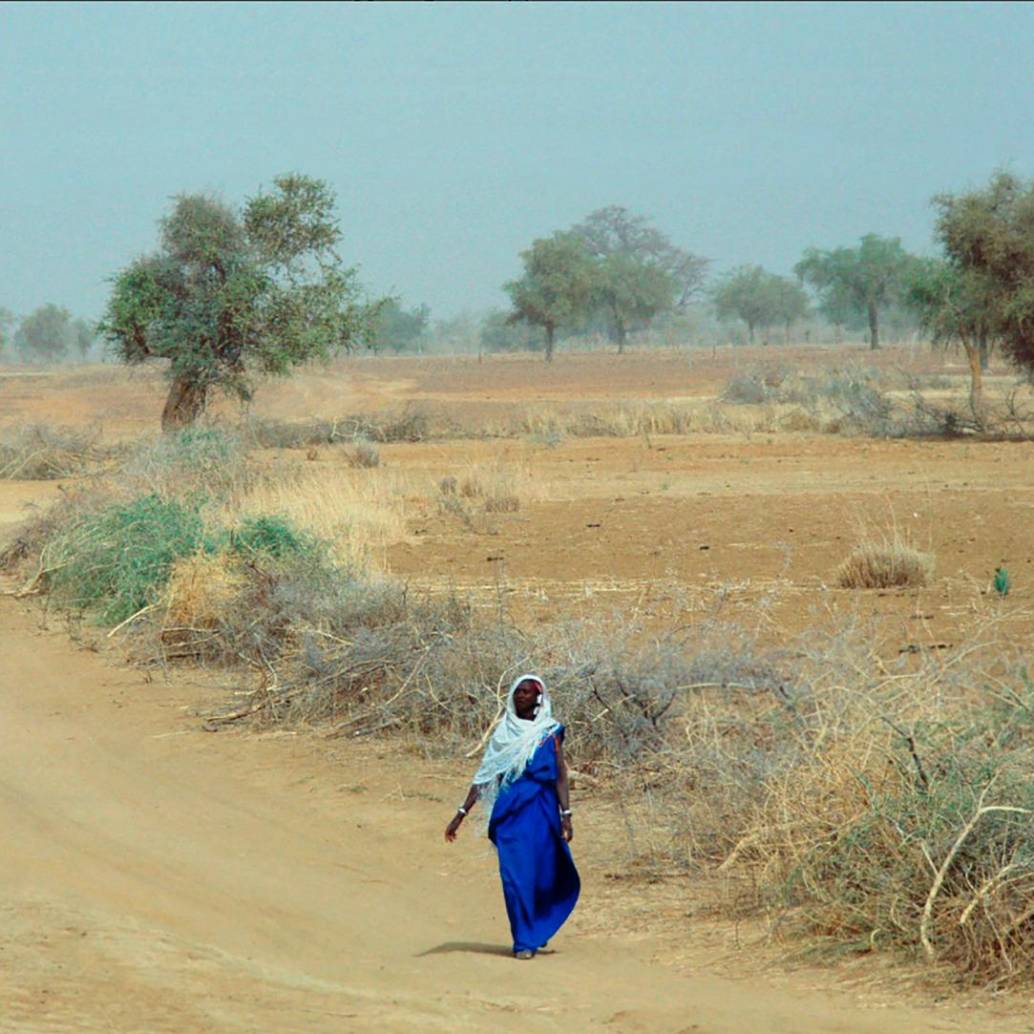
<box><xmin>4</xmin><ymin>596</ymin><xmax>1032</xmax><ymax>1034</ymax></box>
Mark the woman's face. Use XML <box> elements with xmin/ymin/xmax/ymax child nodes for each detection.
<box><xmin>513</xmin><ymin>679</ymin><xmax>541</xmax><ymax>720</ymax></box>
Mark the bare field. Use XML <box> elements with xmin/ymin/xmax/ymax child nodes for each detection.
<box><xmin>4</xmin><ymin>346</ymin><xmax>1027</xmax><ymax>647</ymax></box>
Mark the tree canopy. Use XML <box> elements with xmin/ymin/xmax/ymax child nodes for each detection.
<box><xmin>907</xmin><ymin>258</ymin><xmax>996</xmax><ymax>421</ymax></box>
<box><xmin>14</xmin><ymin>304</ymin><xmax>75</xmax><ymax>362</ymax></box>
<box><xmin>932</xmin><ymin>171</ymin><xmax>1034</xmax><ymax>375</ymax></box>
<box><xmin>795</xmin><ymin>234</ymin><xmax>915</xmax><ymax>350</ymax></box>
<box><xmin>368</xmin><ymin>299</ymin><xmax>429</xmax><ymax>353</ymax></box>
<box><xmin>100</xmin><ymin>174</ymin><xmax>374</xmax><ymax>429</ymax></box>
<box><xmin>712</xmin><ymin>266</ymin><xmax>807</xmax><ymax>344</ymax></box>
<box><xmin>504</xmin><ymin>232</ymin><xmax>594</xmax><ymax>361</ymax></box>
<box><xmin>571</xmin><ymin>206</ymin><xmax>705</xmax><ymax>349</ymax></box>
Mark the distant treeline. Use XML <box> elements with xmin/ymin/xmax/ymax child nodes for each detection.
<box><xmin>0</xmin><ymin>304</ymin><xmax>99</xmax><ymax>363</ymax></box>
<box><xmin>363</xmin><ymin>206</ymin><xmax>924</xmax><ymax>359</ymax></box>
<box><xmin>15</xmin><ymin>169</ymin><xmax>1034</xmax><ymax>435</ymax></box>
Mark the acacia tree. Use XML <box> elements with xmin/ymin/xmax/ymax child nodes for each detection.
<box><xmin>572</xmin><ymin>206</ymin><xmax>708</xmax><ymax>306</ymax></box>
<box><xmin>369</xmin><ymin>299</ymin><xmax>429</xmax><ymax>354</ymax></box>
<box><xmin>101</xmin><ymin>175</ymin><xmax>374</xmax><ymax>429</ymax></box>
<box><xmin>712</xmin><ymin>266</ymin><xmax>798</xmax><ymax>344</ymax></box>
<box><xmin>14</xmin><ymin>304</ymin><xmax>74</xmax><ymax>362</ymax></box>
<box><xmin>571</xmin><ymin>206</ymin><xmax>705</xmax><ymax>350</ymax></box>
<box><xmin>73</xmin><ymin>318</ymin><xmax>96</xmax><ymax>359</ymax></box>
<box><xmin>907</xmin><ymin>259</ymin><xmax>996</xmax><ymax>424</ymax></box>
<box><xmin>795</xmin><ymin>234</ymin><xmax>915</xmax><ymax>350</ymax></box>
<box><xmin>591</xmin><ymin>252</ymin><xmax>675</xmax><ymax>352</ymax></box>
<box><xmin>771</xmin><ymin>276</ymin><xmax>810</xmax><ymax>343</ymax></box>
<box><xmin>933</xmin><ymin>172</ymin><xmax>1034</xmax><ymax>379</ymax></box>
<box><xmin>505</xmin><ymin>233</ymin><xmax>594</xmax><ymax>361</ymax></box>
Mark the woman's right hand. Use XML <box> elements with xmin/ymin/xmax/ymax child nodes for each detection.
<box><xmin>444</xmin><ymin>813</ymin><xmax>464</xmax><ymax>842</ymax></box>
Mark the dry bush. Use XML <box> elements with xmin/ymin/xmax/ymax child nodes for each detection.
<box><xmin>0</xmin><ymin>424</ymin><xmax>118</xmax><ymax>480</ymax></box>
<box><xmin>349</xmin><ymin>439</ymin><xmax>380</xmax><ymax>468</ymax></box>
<box><xmin>444</xmin><ymin>459</ymin><xmax>540</xmax><ymax>515</ymax></box>
<box><xmin>721</xmin><ymin>626</ymin><xmax>1034</xmax><ymax>987</ymax></box>
<box><xmin>0</xmin><ymin>482</ymin><xmax>116</xmax><ymax>580</ymax></box>
<box><xmin>119</xmin><ymin>427</ymin><xmax>255</xmax><ymax>501</ymax></box>
<box><xmin>163</xmin><ymin>558</ymin><xmax>248</xmax><ymax>636</ymax></box>
<box><xmin>243</xmin><ymin>407</ymin><xmax>431</xmax><ymax>449</ymax></box>
<box><xmin>837</xmin><ymin>534</ymin><xmax>934</xmax><ymax>589</ymax></box>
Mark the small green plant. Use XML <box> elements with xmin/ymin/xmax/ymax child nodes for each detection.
<box><xmin>229</xmin><ymin>514</ymin><xmax>316</xmax><ymax>559</ymax></box>
<box><xmin>49</xmin><ymin>494</ymin><xmax>205</xmax><ymax>624</ymax></box>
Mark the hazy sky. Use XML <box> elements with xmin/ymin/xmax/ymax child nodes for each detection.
<box><xmin>4</xmin><ymin>1</ymin><xmax>1034</xmax><ymax>321</ymax></box>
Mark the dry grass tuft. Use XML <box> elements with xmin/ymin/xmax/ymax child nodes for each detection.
<box><xmin>836</xmin><ymin>535</ymin><xmax>935</xmax><ymax>589</ymax></box>
<box><xmin>165</xmin><ymin>552</ymin><xmax>248</xmax><ymax>631</ymax></box>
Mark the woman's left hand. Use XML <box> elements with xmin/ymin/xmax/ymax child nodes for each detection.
<box><xmin>561</xmin><ymin>815</ymin><xmax>573</xmax><ymax>843</ymax></box>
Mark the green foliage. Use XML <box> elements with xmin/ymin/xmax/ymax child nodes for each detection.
<box><xmin>505</xmin><ymin>232</ymin><xmax>595</xmax><ymax>360</ymax></box>
<box><xmin>571</xmin><ymin>205</ymin><xmax>708</xmax><ymax>308</ymax></box>
<box><xmin>230</xmin><ymin>514</ymin><xmax>316</xmax><ymax>559</ymax></box>
<box><xmin>368</xmin><ymin>299</ymin><xmax>430</xmax><ymax>353</ymax></box>
<box><xmin>14</xmin><ymin>304</ymin><xmax>75</xmax><ymax>362</ymax></box>
<box><xmin>712</xmin><ymin>266</ymin><xmax>806</xmax><ymax>343</ymax></box>
<box><xmin>73</xmin><ymin>318</ymin><xmax>96</xmax><ymax>358</ymax></box>
<box><xmin>570</xmin><ymin>206</ymin><xmax>705</xmax><ymax>347</ymax></box>
<box><xmin>100</xmin><ymin>175</ymin><xmax>377</xmax><ymax>428</ymax></box>
<box><xmin>49</xmin><ymin>495</ymin><xmax>205</xmax><ymax>624</ymax></box>
<box><xmin>507</xmin><ymin>207</ymin><xmax>708</xmax><ymax>356</ymax></box>
<box><xmin>592</xmin><ymin>252</ymin><xmax>676</xmax><ymax>351</ymax></box>
<box><xmin>907</xmin><ymin>258</ymin><xmax>996</xmax><ymax>350</ymax></box>
<box><xmin>795</xmin><ymin>235</ymin><xmax>917</xmax><ymax>349</ymax></box>
<box><xmin>933</xmin><ymin>172</ymin><xmax>1034</xmax><ymax>374</ymax></box>
<box><xmin>479</xmin><ymin>308</ymin><xmax>545</xmax><ymax>353</ymax></box>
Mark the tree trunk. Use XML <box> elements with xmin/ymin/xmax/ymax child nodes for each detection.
<box><xmin>161</xmin><ymin>373</ymin><xmax>208</xmax><ymax>431</ymax></box>
<box><xmin>747</xmin><ymin>321</ymin><xmax>755</xmax><ymax>345</ymax></box>
<box><xmin>964</xmin><ymin>340</ymin><xmax>986</xmax><ymax>427</ymax></box>
<box><xmin>544</xmin><ymin>323</ymin><xmax>555</xmax><ymax>363</ymax></box>
<box><xmin>978</xmin><ymin>330</ymin><xmax>990</xmax><ymax>372</ymax></box>
<box><xmin>868</xmin><ymin>301</ymin><xmax>880</xmax><ymax>350</ymax></box>
<box><xmin>615</xmin><ymin>319</ymin><xmax>627</xmax><ymax>355</ymax></box>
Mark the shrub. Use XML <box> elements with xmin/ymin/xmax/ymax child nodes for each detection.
<box><xmin>350</xmin><ymin>439</ymin><xmax>381</xmax><ymax>468</ymax></box>
<box><xmin>836</xmin><ymin>536</ymin><xmax>934</xmax><ymax>589</ymax></box>
<box><xmin>229</xmin><ymin>514</ymin><xmax>316</xmax><ymax>559</ymax></box>
<box><xmin>48</xmin><ymin>494</ymin><xmax>206</xmax><ymax>624</ymax></box>
<box><xmin>721</xmin><ymin>369</ymin><xmax>770</xmax><ymax>405</ymax></box>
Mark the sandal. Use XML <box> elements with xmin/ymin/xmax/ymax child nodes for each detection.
<box><xmin>514</xmin><ymin>949</ymin><xmax>536</xmax><ymax>960</ymax></box>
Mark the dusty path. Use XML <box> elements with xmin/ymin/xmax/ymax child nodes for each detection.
<box><xmin>0</xmin><ymin>597</ymin><xmax>1026</xmax><ymax>1034</ymax></box>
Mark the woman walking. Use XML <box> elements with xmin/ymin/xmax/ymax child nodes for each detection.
<box><xmin>444</xmin><ymin>674</ymin><xmax>580</xmax><ymax>959</ymax></box>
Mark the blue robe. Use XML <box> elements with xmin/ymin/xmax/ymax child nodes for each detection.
<box><xmin>487</xmin><ymin>726</ymin><xmax>581</xmax><ymax>955</ymax></box>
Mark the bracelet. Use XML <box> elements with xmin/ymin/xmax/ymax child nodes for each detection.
<box><xmin>457</xmin><ymin>806</ymin><xmax>467</xmax><ymax>816</ymax></box>
<box><xmin>560</xmin><ymin>809</ymin><xmax>572</xmax><ymax>817</ymax></box>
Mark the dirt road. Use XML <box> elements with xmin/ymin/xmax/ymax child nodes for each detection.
<box><xmin>0</xmin><ymin>597</ymin><xmax>1024</xmax><ymax>1034</ymax></box>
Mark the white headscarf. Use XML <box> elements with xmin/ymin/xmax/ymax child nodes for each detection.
<box><xmin>472</xmin><ymin>674</ymin><xmax>560</xmax><ymax>820</ymax></box>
